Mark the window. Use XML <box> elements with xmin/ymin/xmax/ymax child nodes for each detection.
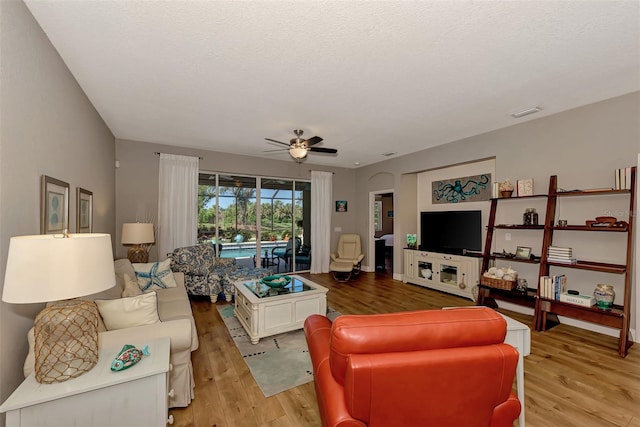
<box><xmin>198</xmin><ymin>173</ymin><xmax>311</xmax><ymax>273</ymax></box>
<box><xmin>374</xmin><ymin>201</ymin><xmax>383</xmax><ymax>231</ymax></box>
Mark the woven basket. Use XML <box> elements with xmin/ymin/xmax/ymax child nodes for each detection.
<box><xmin>480</xmin><ymin>276</ymin><xmax>516</xmax><ymax>291</ymax></box>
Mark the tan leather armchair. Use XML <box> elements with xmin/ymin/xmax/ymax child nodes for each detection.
<box><xmin>304</xmin><ymin>307</ymin><xmax>521</xmax><ymax>427</ymax></box>
<box><xmin>330</xmin><ymin>234</ymin><xmax>364</xmax><ymax>280</ymax></box>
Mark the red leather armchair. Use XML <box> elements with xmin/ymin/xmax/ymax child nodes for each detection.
<box><xmin>304</xmin><ymin>307</ymin><xmax>521</xmax><ymax>427</ymax></box>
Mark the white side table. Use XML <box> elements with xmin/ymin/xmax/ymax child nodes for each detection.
<box><xmin>0</xmin><ymin>336</ymin><xmax>171</xmax><ymax>427</ymax></box>
<box><xmin>443</xmin><ymin>307</ymin><xmax>531</xmax><ymax>427</ymax></box>
<box><xmin>498</xmin><ymin>312</ymin><xmax>531</xmax><ymax>427</ymax></box>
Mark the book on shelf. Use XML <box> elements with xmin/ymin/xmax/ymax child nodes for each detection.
<box><xmin>547</xmin><ymin>250</ymin><xmax>573</xmax><ymax>257</ymax></box>
<box><xmin>559</xmin><ymin>293</ymin><xmax>596</xmax><ymax>307</ymax></box>
<box><xmin>615</xmin><ymin>167</ymin><xmax>633</xmax><ymax>190</ymax></box>
<box><xmin>548</xmin><ymin>246</ymin><xmax>572</xmax><ymax>253</ymax></box>
<box><xmin>539</xmin><ymin>275</ymin><xmax>567</xmax><ymax>299</ymax></box>
<box><xmin>554</xmin><ymin>275</ymin><xmax>566</xmax><ymax>300</ymax></box>
<box><xmin>548</xmin><ymin>255</ymin><xmax>574</xmax><ymax>261</ymax></box>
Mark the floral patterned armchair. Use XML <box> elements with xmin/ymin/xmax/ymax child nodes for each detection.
<box><xmin>168</xmin><ymin>243</ymin><xmax>273</xmax><ymax>302</ymax></box>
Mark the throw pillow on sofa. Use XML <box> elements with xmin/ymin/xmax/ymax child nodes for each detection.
<box><xmin>133</xmin><ymin>258</ymin><xmax>177</xmax><ymax>292</ymax></box>
<box><xmin>122</xmin><ymin>274</ymin><xmax>143</xmax><ymax>297</ymax></box>
<box><xmin>95</xmin><ymin>292</ymin><xmax>160</xmax><ymax>330</ymax></box>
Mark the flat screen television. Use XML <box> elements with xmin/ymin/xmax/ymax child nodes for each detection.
<box><xmin>419</xmin><ymin>210</ymin><xmax>482</xmax><ymax>255</ymax></box>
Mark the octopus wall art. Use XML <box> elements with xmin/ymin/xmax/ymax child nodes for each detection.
<box><xmin>432</xmin><ymin>173</ymin><xmax>491</xmax><ymax>204</ymax></box>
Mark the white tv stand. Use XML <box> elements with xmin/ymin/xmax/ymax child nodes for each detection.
<box><xmin>403</xmin><ymin>249</ymin><xmax>480</xmax><ymax>301</ymax></box>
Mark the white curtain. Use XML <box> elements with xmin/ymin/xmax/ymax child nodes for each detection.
<box><xmin>310</xmin><ymin>171</ymin><xmax>333</xmax><ymax>273</ymax></box>
<box><xmin>158</xmin><ymin>153</ymin><xmax>199</xmax><ymax>259</ymax></box>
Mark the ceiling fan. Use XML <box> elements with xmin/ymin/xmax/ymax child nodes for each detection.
<box><xmin>265</xmin><ymin>129</ymin><xmax>337</xmax><ymax>162</ymax></box>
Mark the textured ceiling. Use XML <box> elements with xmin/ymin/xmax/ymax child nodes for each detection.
<box><xmin>25</xmin><ymin>1</ymin><xmax>640</xmax><ymax>168</ymax></box>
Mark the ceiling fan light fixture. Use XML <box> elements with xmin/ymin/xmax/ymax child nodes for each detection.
<box><xmin>265</xmin><ymin>129</ymin><xmax>335</xmax><ymax>162</ymax></box>
<box><xmin>289</xmin><ymin>146</ymin><xmax>308</xmax><ymax>160</ymax></box>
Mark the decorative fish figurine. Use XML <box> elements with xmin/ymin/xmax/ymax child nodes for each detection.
<box><xmin>110</xmin><ymin>344</ymin><xmax>150</xmax><ymax>372</ymax></box>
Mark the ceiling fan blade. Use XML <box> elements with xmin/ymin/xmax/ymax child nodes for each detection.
<box><xmin>264</xmin><ymin>148</ymin><xmax>289</xmax><ymax>153</ymax></box>
<box><xmin>306</xmin><ymin>136</ymin><xmax>323</xmax><ymax>146</ymax></box>
<box><xmin>265</xmin><ymin>138</ymin><xmax>290</xmax><ymax>147</ymax></box>
<box><xmin>309</xmin><ymin>147</ymin><xmax>337</xmax><ymax>154</ymax></box>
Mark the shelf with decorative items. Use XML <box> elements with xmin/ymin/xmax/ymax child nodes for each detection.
<box><xmin>477</xmin><ymin>190</ymin><xmax>548</xmax><ymax>310</ymax></box>
<box><xmin>534</xmin><ymin>168</ymin><xmax>635</xmax><ymax>357</ymax></box>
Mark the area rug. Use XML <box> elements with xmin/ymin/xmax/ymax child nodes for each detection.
<box><xmin>217</xmin><ymin>304</ymin><xmax>340</xmax><ymax>397</ymax></box>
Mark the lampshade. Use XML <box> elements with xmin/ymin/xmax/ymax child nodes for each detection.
<box><xmin>3</xmin><ymin>233</ymin><xmax>115</xmax><ymax>303</ymax></box>
<box><xmin>121</xmin><ymin>223</ymin><xmax>155</xmax><ymax>245</ymax></box>
<box><xmin>2</xmin><ymin>233</ymin><xmax>115</xmax><ymax>383</ymax></box>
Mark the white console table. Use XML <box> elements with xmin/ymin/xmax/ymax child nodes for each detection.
<box><xmin>403</xmin><ymin>249</ymin><xmax>480</xmax><ymax>300</ymax></box>
<box><xmin>0</xmin><ymin>336</ymin><xmax>171</xmax><ymax>427</ymax></box>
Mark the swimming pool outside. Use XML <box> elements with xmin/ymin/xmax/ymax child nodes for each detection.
<box><xmin>218</xmin><ymin>242</ymin><xmax>287</xmax><ymax>259</ymax></box>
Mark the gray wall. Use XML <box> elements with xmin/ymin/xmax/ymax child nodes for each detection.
<box><xmin>115</xmin><ymin>139</ymin><xmax>356</xmax><ymax>261</ymax></box>
<box><xmin>354</xmin><ymin>91</ymin><xmax>639</xmax><ymax>330</ymax></box>
<box><xmin>0</xmin><ymin>1</ymin><xmax>115</xmax><ymax>418</ymax></box>
<box><xmin>1</xmin><ymin>0</ymin><xmax>638</xmax><ymax>414</ymax></box>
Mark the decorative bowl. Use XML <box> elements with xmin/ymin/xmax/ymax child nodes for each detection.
<box><xmin>260</xmin><ymin>275</ymin><xmax>292</xmax><ymax>288</ymax></box>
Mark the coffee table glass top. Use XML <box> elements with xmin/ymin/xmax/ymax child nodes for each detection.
<box><xmin>244</xmin><ymin>276</ymin><xmax>315</xmax><ymax>299</ymax></box>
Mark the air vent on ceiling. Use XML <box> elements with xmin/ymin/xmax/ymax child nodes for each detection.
<box><xmin>510</xmin><ymin>106</ymin><xmax>542</xmax><ymax>118</ymax></box>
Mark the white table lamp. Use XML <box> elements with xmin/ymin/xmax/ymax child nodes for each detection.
<box><xmin>121</xmin><ymin>223</ymin><xmax>155</xmax><ymax>263</ymax></box>
<box><xmin>2</xmin><ymin>232</ymin><xmax>115</xmax><ymax>383</ymax></box>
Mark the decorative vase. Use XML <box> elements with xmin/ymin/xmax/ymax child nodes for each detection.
<box><xmin>523</xmin><ymin>208</ymin><xmax>538</xmax><ymax>225</ymax></box>
<box><xmin>594</xmin><ymin>284</ymin><xmax>615</xmax><ymax>310</ymax></box>
<box><xmin>500</xmin><ymin>190</ymin><xmax>513</xmax><ymax>198</ymax></box>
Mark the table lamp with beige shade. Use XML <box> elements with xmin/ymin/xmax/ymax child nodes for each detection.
<box><xmin>2</xmin><ymin>232</ymin><xmax>115</xmax><ymax>383</ymax></box>
<box><xmin>121</xmin><ymin>222</ymin><xmax>155</xmax><ymax>263</ymax></box>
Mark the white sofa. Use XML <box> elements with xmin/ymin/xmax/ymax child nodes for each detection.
<box><xmin>24</xmin><ymin>259</ymin><xmax>199</xmax><ymax>408</ymax></box>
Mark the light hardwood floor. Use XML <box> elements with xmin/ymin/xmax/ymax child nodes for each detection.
<box><xmin>171</xmin><ymin>271</ymin><xmax>640</xmax><ymax>427</ymax></box>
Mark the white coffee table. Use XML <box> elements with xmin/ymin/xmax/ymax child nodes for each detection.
<box><xmin>234</xmin><ymin>275</ymin><xmax>328</xmax><ymax>344</ymax></box>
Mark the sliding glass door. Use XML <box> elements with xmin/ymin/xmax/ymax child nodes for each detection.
<box><xmin>197</xmin><ymin>173</ymin><xmax>311</xmax><ymax>273</ymax></box>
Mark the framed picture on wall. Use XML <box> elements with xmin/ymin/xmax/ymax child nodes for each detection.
<box><xmin>336</xmin><ymin>200</ymin><xmax>347</xmax><ymax>212</ymax></box>
<box><xmin>41</xmin><ymin>175</ymin><xmax>69</xmax><ymax>234</ymax></box>
<box><xmin>76</xmin><ymin>187</ymin><xmax>93</xmax><ymax>233</ymax></box>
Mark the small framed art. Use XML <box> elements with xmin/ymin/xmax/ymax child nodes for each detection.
<box><xmin>517</xmin><ymin>179</ymin><xmax>534</xmax><ymax>197</ymax></box>
<box><xmin>515</xmin><ymin>246</ymin><xmax>532</xmax><ymax>260</ymax></box>
<box><xmin>41</xmin><ymin>175</ymin><xmax>69</xmax><ymax>234</ymax></box>
<box><xmin>77</xmin><ymin>187</ymin><xmax>93</xmax><ymax>233</ymax></box>
<box><xmin>336</xmin><ymin>200</ymin><xmax>347</xmax><ymax>212</ymax></box>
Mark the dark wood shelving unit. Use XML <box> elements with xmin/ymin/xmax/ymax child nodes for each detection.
<box><xmin>538</xmin><ymin>298</ymin><xmax>624</xmax><ymax>329</ymax></box>
<box><xmin>495</xmin><ymin>224</ymin><xmax>545</xmax><ymax>230</ymax></box>
<box><xmin>535</xmin><ymin>169</ymin><xmax>635</xmax><ymax>357</ymax></box>
<box><xmin>477</xmin><ymin>194</ymin><xmax>548</xmax><ymax>309</ymax></box>
<box><xmin>545</xmin><ymin>260</ymin><xmax>626</xmax><ymax>273</ymax></box>
<box><xmin>552</xmin><ymin>225</ymin><xmax>628</xmax><ymax>232</ymax></box>
<box><xmin>487</xmin><ymin>255</ymin><xmax>540</xmax><ymax>265</ymax></box>
<box><xmin>553</xmin><ymin>189</ymin><xmax>630</xmax><ymax>197</ymax></box>
<box><xmin>477</xmin><ymin>285</ymin><xmax>537</xmax><ymax>309</ymax></box>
